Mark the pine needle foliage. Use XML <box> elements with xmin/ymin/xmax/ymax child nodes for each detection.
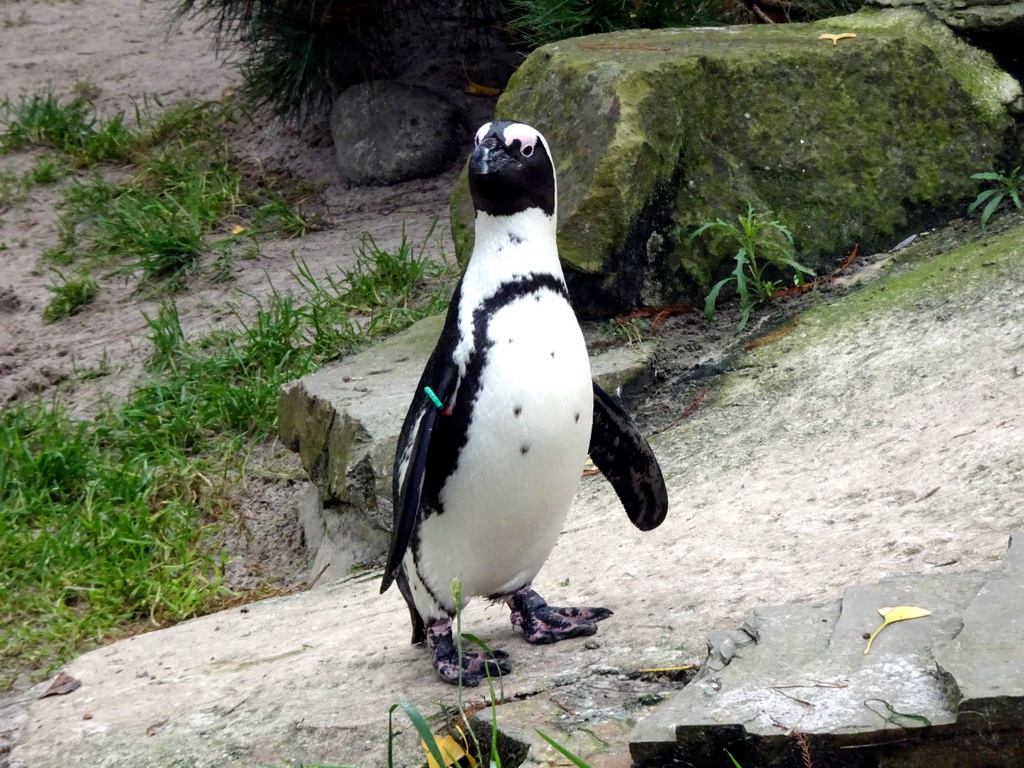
<box><xmin>172</xmin><ymin>0</ymin><xmax>400</xmax><ymax>123</ymax></box>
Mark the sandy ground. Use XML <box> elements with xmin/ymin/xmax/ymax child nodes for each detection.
<box><xmin>0</xmin><ymin>0</ymin><xmax>463</xmax><ymax>596</ymax></box>
<box><xmin>0</xmin><ymin>0</ymin><xmax>456</xmax><ymax>406</ymax></box>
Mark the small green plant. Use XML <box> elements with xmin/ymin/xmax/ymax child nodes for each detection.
<box><xmin>0</xmin><ymin>167</ymin><xmax>31</xmax><ymax>206</ymax></box>
<box><xmin>41</xmin><ymin>270</ymin><xmax>99</xmax><ymax>323</ymax></box>
<box><xmin>968</xmin><ymin>166</ymin><xmax>1023</xmax><ymax>230</ymax></box>
<box><xmin>609</xmin><ymin>317</ymin><xmax>650</xmax><ymax>346</ymax></box>
<box><xmin>690</xmin><ymin>202</ymin><xmax>813</xmax><ymax>330</ymax></box>
<box><xmin>28</xmin><ymin>154</ymin><xmax>69</xmax><ymax>185</ymax></box>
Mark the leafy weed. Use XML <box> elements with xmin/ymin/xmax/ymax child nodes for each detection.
<box><xmin>691</xmin><ymin>202</ymin><xmax>813</xmax><ymax>330</ymax></box>
<box><xmin>968</xmin><ymin>166</ymin><xmax>1023</xmax><ymax>230</ymax></box>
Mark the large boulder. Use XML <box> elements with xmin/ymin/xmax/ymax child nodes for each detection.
<box><xmin>450</xmin><ymin>9</ymin><xmax>1021</xmax><ymax>315</ymax></box>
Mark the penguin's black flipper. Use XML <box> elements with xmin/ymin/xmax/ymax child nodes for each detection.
<box><xmin>589</xmin><ymin>382</ymin><xmax>668</xmax><ymax>531</ymax></box>
<box><xmin>380</xmin><ymin>361</ymin><xmax>457</xmax><ymax>594</ymax></box>
<box><xmin>380</xmin><ymin>282</ymin><xmax>464</xmax><ymax>595</ymax></box>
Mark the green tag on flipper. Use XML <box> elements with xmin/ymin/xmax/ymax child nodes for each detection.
<box><xmin>424</xmin><ymin>386</ymin><xmax>443</xmax><ymax>409</ymax></box>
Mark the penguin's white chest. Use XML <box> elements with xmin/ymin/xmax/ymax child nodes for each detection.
<box><xmin>418</xmin><ymin>289</ymin><xmax>593</xmax><ymax>602</ymax></box>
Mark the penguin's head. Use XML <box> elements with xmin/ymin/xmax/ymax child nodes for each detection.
<box><xmin>468</xmin><ymin>121</ymin><xmax>556</xmax><ymax>219</ymax></box>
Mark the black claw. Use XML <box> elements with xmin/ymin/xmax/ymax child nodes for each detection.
<box><xmin>508</xmin><ymin>587</ymin><xmax>612</xmax><ymax>645</ymax></box>
<box><xmin>425</xmin><ymin>620</ymin><xmax>511</xmax><ymax>686</ymax></box>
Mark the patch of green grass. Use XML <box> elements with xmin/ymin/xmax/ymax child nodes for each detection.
<box><xmin>40</xmin><ymin>105</ymin><xmax>243</xmax><ymax>277</ymax></box>
<box><xmin>28</xmin><ymin>154</ymin><xmax>70</xmax><ymax>184</ymax></box>
<box><xmin>2</xmin><ymin>92</ymin><xmax>317</xmax><ymax>288</ymax></box>
<box><xmin>105</xmin><ymin>191</ymin><xmax>208</xmax><ymax>282</ymax></box>
<box><xmin>0</xmin><ymin>91</ymin><xmax>135</xmax><ymax>162</ymax></box>
<box><xmin>1</xmin><ymin>230</ymin><xmax>456</xmax><ymax>688</ymax></box>
<box><xmin>250</xmin><ymin>183</ymin><xmax>325</xmax><ymax>240</ymax></box>
<box><xmin>293</xmin><ymin>223</ymin><xmax>455</xmax><ymax>352</ymax></box>
<box><xmin>41</xmin><ymin>270</ymin><xmax>99</xmax><ymax>323</ymax></box>
<box><xmin>691</xmin><ymin>202</ymin><xmax>813</xmax><ymax>330</ymax></box>
<box><xmin>0</xmin><ymin>401</ymin><xmax>226</xmax><ymax>689</ymax></box>
<box><xmin>38</xmin><ymin>102</ymin><xmax>322</xmax><ymax>285</ymax></box>
<box><xmin>0</xmin><ymin>156</ymin><xmax>71</xmax><ymax>207</ymax></box>
<box><xmin>968</xmin><ymin>166</ymin><xmax>1023</xmax><ymax>230</ymax></box>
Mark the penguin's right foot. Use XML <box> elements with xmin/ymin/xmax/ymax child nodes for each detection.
<box><xmin>508</xmin><ymin>586</ymin><xmax>613</xmax><ymax>644</ymax></box>
<box><xmin>426</xmin><ymin>619</ymin><xmax>512</xmax><ymax>686</ymax></box>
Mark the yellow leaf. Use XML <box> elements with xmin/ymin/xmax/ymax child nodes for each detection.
<box><xmin>231</xmin><ymin>224</ymin><xmax>246</xmax><ymax>235</ymax></box>
<box><xmin>465</xmin><ymin>81</ymin><xmax>502</xmax><ymax>97</ymax></box>
<box><xmin>863</xmin><ymin>605</ymin><xmax>932</xmax><ymax>654</ymax></box>
<box><xmin>462</xmin><ymin>62</ymin><xmax>502</xmax><ymax>97</ymax></box>
<box><xmin>818</xmin><ymin>33</ymin><xmax>857</xmax><ymax>45</ymax></box>
<box><xmin>423</xmin><ymin>733</ymin><xmax>477</xmax><ymax>768</ymax></box>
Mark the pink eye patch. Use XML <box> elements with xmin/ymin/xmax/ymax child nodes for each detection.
<box><xmin>501</xmin><ymin>124</ymin><xmax>539</xmax><ymax>156</ymax></box>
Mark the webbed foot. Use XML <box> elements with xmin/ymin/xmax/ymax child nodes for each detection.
<box><xmin>426</xmin><ymin>619</ymin><xmax>511</xmax><ymax>686</ymax></box>
<box><xmin>507</xmin><ymin>586</ymin><xmax>612</xmax><ymax>644</ymax></box>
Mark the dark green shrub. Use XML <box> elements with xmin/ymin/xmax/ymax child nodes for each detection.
<box><xmin>173</xmin><ymin>0</ymin><xmax>401</xmax><ymax>123</ymax></box>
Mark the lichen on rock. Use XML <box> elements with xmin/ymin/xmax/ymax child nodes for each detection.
<box><xmin>451</xmin><ymin>11</ymin><xmax>1020</xmax><ymax>315</ymax></box>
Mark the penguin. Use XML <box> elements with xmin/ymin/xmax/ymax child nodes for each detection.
<box><xmin>380</xmin><ymin>120</ymin><xmax>668</xmax><ymax>685</ymax></box>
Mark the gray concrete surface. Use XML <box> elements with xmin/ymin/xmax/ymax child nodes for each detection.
<box><xmin>9</xmin><ymin>223</ymin><xmax>1024</xmax><ymax>767</ymax></box>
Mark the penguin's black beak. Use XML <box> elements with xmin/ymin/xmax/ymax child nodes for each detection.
<box><xmin>469</xmin><ymin>144</ymin><xmax>491</xmax><ymax>175</ymax></box>
<box><xmin>470</xmin><ymin>139</ymin><xmax>512</xmax><ymax>177</ymax></box>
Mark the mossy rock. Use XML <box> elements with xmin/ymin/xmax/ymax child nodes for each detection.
<box><xmin>450</xmin><ymin>9</ymin><xmax>1020</xmax><ymax>315</ymax></box>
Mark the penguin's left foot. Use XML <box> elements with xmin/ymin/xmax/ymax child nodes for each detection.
<box><xmin>508</xmin><ymin>586</ymin><xmax>612</xmax><ymax>645</ymax></box>
<box><xmin>426</xmin><ymin>619</ymin><xmax>512</xmax><ymax>686</ymax></box>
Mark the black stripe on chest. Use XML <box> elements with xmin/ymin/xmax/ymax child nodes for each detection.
<box><xmin>419</xmin><ymin>272</ymin><xmax>570</xmax><ymax>519</ymax></box>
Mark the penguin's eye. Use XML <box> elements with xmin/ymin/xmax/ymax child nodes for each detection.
<box><xmin>521</xmin><ymin>144</ymin><xmax>534</xmax><ymax>158</ymax></box>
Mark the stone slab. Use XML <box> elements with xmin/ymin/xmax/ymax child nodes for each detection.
<box><xmin>935</xmin><ymin>532</ymin><xmax>1024</xmax><ymax>731</ymax></box>
<box><xmin>630</xmin><ymin>561</ymin><xmax>1023</xmax><ymax>766</ymax></box>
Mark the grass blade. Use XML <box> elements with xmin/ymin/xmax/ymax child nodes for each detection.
<box><xmin>397</xmin><ymin>700</ymin><xmax>449</xmax><ymax>768</ymax></box>
<box><xmin>536</xmin><ymin>729</ymin><xmax>592</xmax><ymax>768</ymax></box>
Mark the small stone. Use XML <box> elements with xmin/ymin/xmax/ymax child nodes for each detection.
<box><xmin>584</xmin><ymin>639</ymin><xmax>602</xmax><ymax>650</ymax></box>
